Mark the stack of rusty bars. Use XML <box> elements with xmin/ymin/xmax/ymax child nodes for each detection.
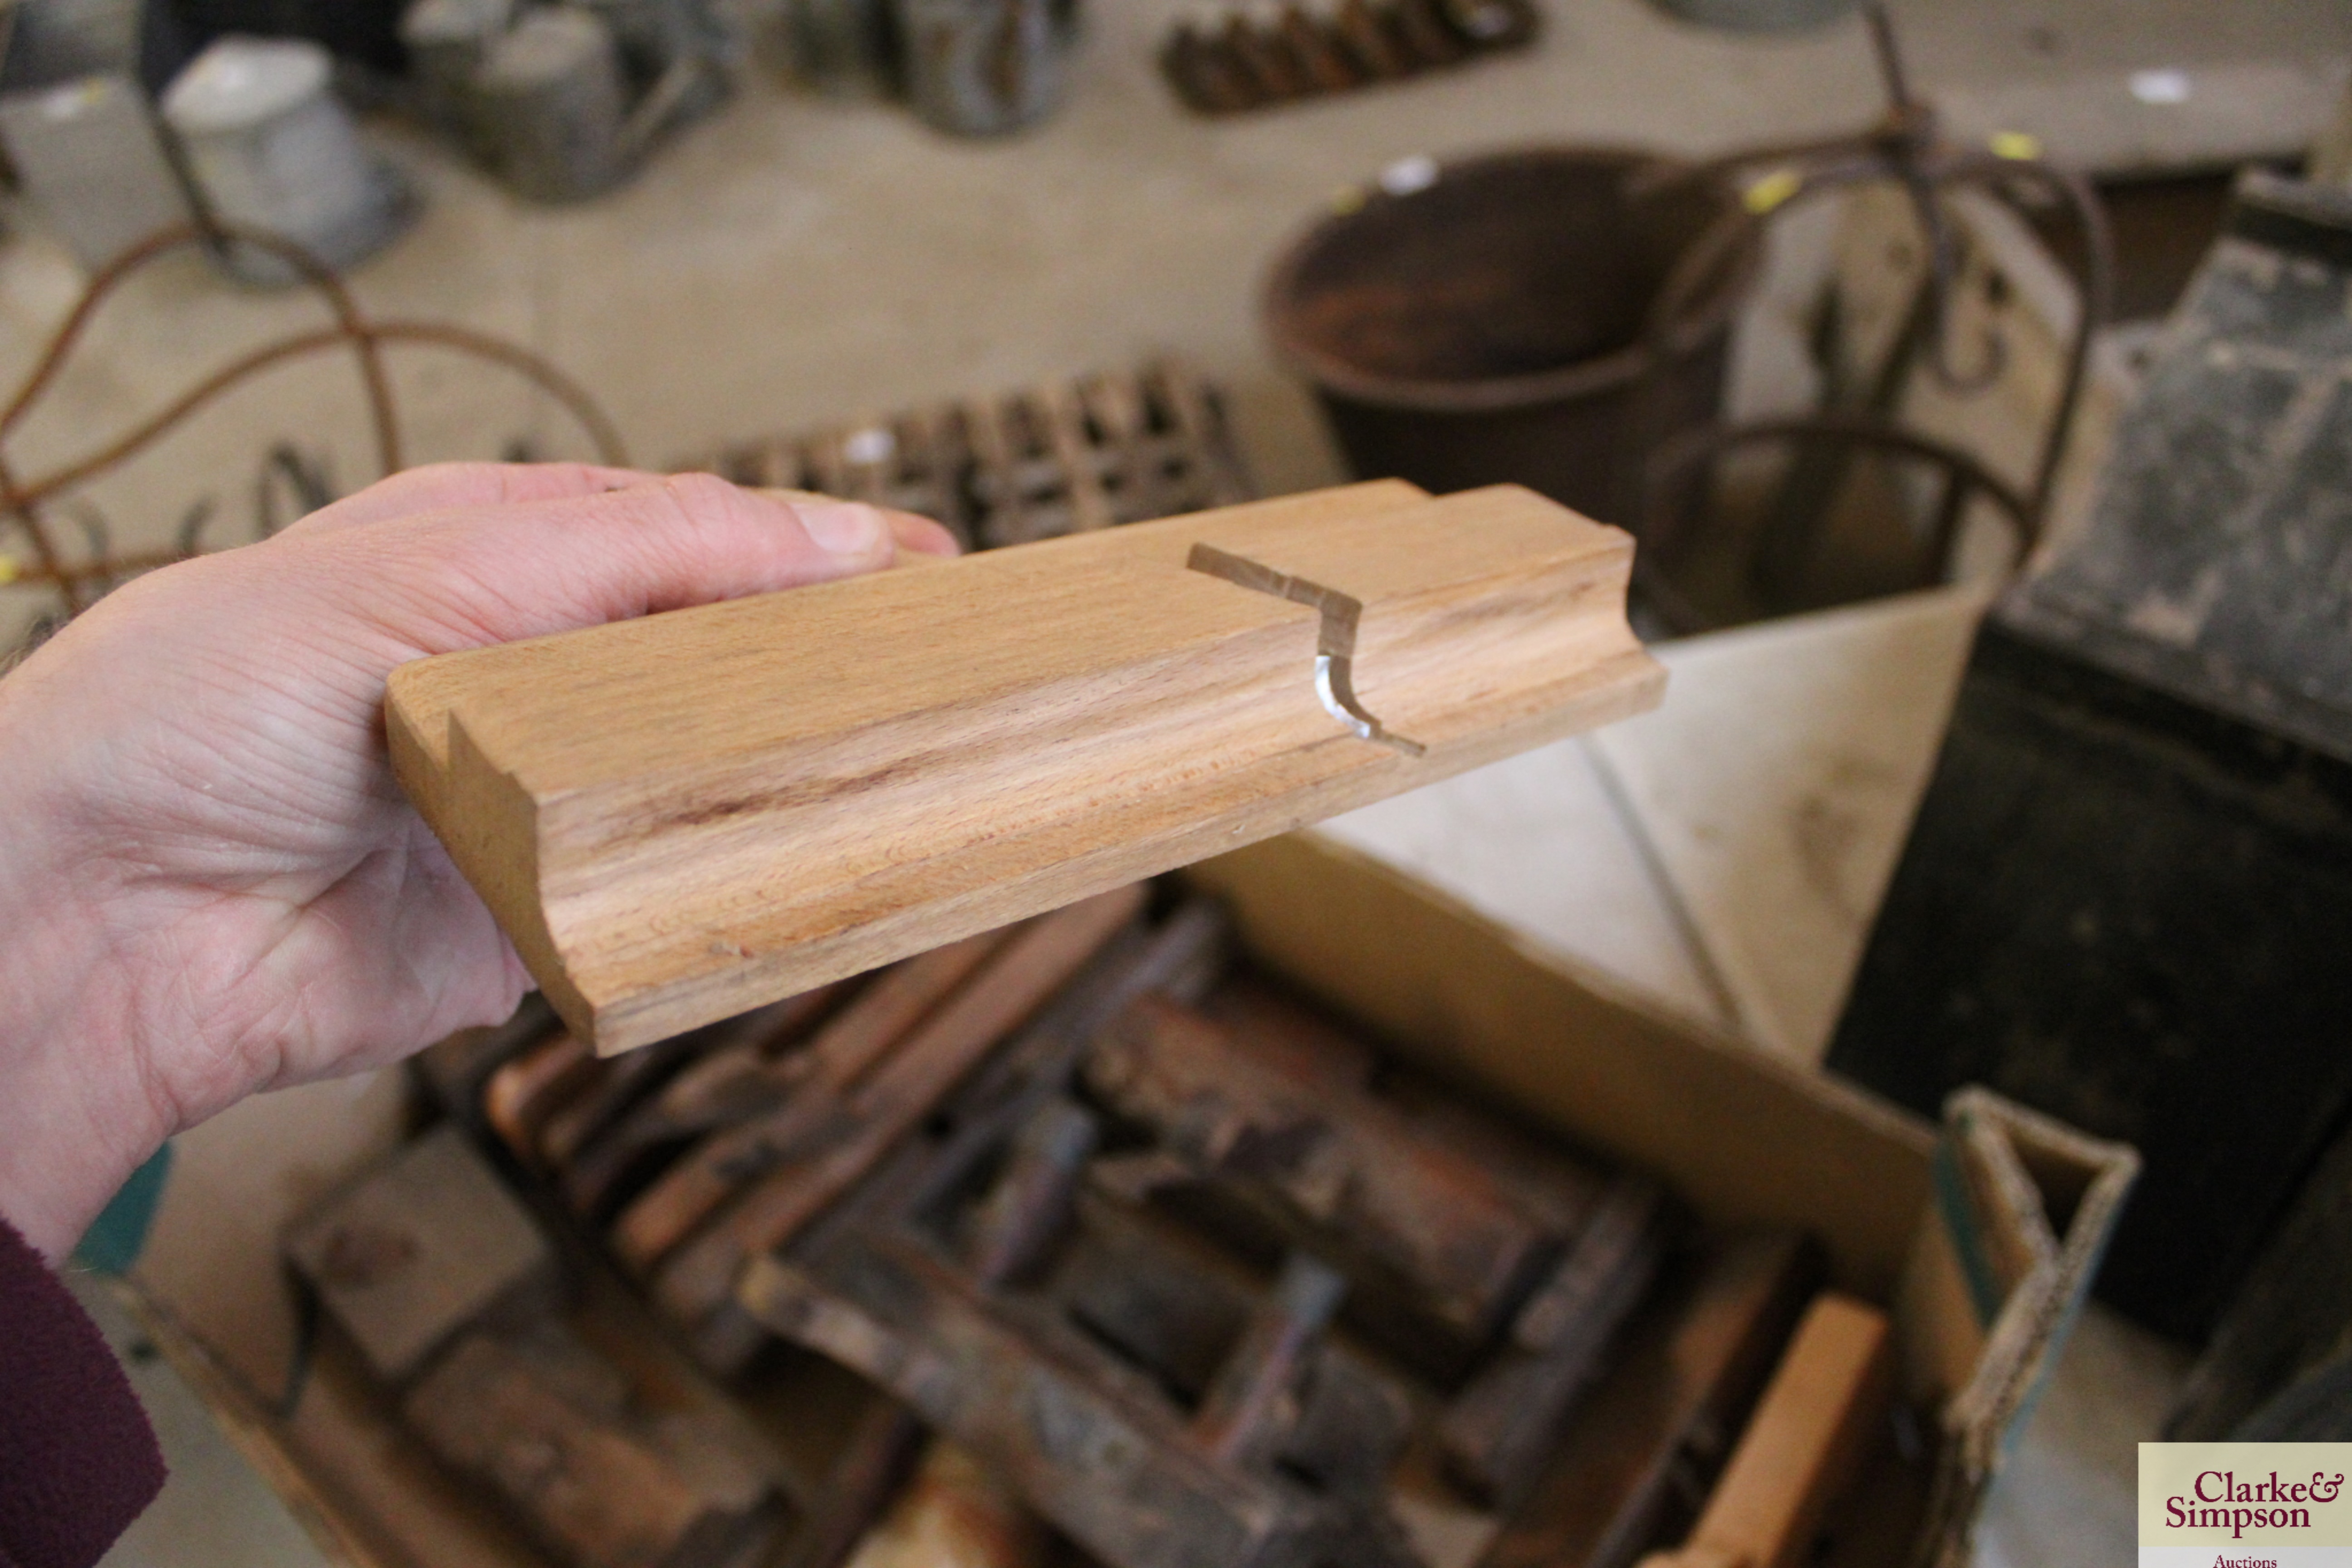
<box><xmin>677</xmin><ymin>359</ymin><xmax>1257</xmax><ymax>551</ymax></box>
<box><xmin>288</xmin><ymin>880</ymin><xmax>1913</xmax><ymax>1568</ymax></box>
<box><xmin>1158</xmin><ymin>0</ymin><xmax>1537</xmax><ymax>117</ymax></box>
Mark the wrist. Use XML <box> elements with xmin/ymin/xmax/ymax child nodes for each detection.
<box><xmin>0</xmin><ymin>709</ymin><xmax>176</xmax><ymax>1262</ymax></box>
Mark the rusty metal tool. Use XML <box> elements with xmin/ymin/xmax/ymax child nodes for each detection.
<box><xmin>1158</xmin><ymin>0</ymin><xmax>1536</xmax><ymax>116</ymax></box>
<box><xmin>1081</xmin><ymin>993</ymin><xmax>1580</xmax><ymax>1374</ymax></box>
<box><xmin>746</xmin><ymin>899</ymin><xmax>1239</xmax><ymax>1566</ymax></box>
<box><xmin>1191</xmin><ymin>1250</ymin><xmax>1350</xmax><ymax>1468</ymax></box>
<box><xmin>653</xmin><ymin>887</ymin><xmax>1149</xmax><ymax>1372</ymax></box>
<box><xmin>733</xmin><ymin>949</ymin><xmax>1668</xmax><ymax>1568</ymax></box>
<box><xmin>1477</xmin><ymin>1233</ymin><xmax>1823</xmax><ymax>1568</ymax></box>
<box><xmin>685</xmin><ymin>359</ymin><xmax>1255</xmax><ymax>551</ymax></box>
<box><xmin>1442</xmin><ymin>1173</ymin><xmax>1671</xmax><ymax>1506</ymax></box>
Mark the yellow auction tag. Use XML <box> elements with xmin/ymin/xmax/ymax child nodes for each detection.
<box><xmin>0</xmin><ymin>554</ymin><xmax>19</xmax><ymax>586</ymax></box>
<box><xmin>2141</xmin><ymin>1442</ymin><xmax>2352</xmax><ymax>1566</ymax></box>
<box><xmin>1990</xmin><ymin>131</ymin><xmax>2044</xmax><ymax>161</ymax></box>
<box><xmin>1742</xmin><ymin>168</ymin><xmax>1802</xmax><ymax>216</ymax></box>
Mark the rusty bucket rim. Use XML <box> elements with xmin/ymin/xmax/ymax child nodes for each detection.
<box><xmin>1259</xmin><ymin>143</ymin><xmax>1764</xmax><ymax>417</ymax></box>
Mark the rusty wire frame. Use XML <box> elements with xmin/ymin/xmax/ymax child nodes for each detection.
<box><xmin>0</xmin><ymin>222</ymin><xmax>627</xmax><ymax>616</ymax></box>
<box><xmin>1623</xmin><ymin>0</ymin><xmax>2116</xmax><ymax>633</ymax></box>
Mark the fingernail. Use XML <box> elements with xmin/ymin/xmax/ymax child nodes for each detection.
<box><xmin>795</xmin><ymin>500</ymin><xmax>887</xmax><ymax>559</ymax></box>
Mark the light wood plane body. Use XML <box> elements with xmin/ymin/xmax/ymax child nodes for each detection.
<box><xmin>388</xmin><ymin>481</ymin><xmax>1664</xmax><ymax>1052</ymax></box>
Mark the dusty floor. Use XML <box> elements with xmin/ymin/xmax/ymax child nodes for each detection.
<box><xmin>1</xmin><ymin>0</ymin><xmax>2337</xmax><ymax>1563</ymax></box>
<box><xmin>1</xmin><ymin>0</ymin><xmax>2342</xmax><ymax>623</ymax></box>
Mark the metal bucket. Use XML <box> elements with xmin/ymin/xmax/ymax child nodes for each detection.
<box><xmin>1263</xmin><ymin>147</ymin><xmax>1761</xmax><ymax>524</ymax></box>
<box><xmin>895</xmin><ymin>0</ymin><xmax>1075</xmax><ymax>137</ymax></box>
<box><xmin>162</xmin><ymin>35</ymin><xmax>416</xmax><ymax>285</ymax></box>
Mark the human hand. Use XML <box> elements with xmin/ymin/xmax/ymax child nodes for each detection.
<box><xmin>0</xmin><ymin>463</ymin><xmax>956</xmax><ymax>1258</ymax></box>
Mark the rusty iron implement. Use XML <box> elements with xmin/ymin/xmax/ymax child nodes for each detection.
<box><xmin>733</xmin><ymin>971</ymin><xmax>1667</xmax><ymax>1568</ymax></box>
<box><xmin>677</xmin><ymin>359</ymin><xmax>1256</xmax><ymax>552</ymax></box>
<box><xmin>1477</xmin><ymin>1232</ymin><xmax>1823</xmax><ymax>1568</ymax></box>
<box><xmin>1157</xmin><ymin>0</ymin><xmax>1535</xmax><ymax>118</ymax></box>
<box><xmin>421</xmin><ymin>902</ymin><xmax>1678</xmax><ymax>1568</ymax></box>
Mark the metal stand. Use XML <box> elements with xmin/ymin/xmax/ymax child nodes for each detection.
<box><xmin>1626</xmin><ymin>2</ymin><xmax>2114</xmax><ymax>633</ymax></box>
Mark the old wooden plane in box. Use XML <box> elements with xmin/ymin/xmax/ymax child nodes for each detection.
<box><xmin>386</xmin><ymin>479</ymin><xmax>1663</xmax><ymax>1053</ymax></box>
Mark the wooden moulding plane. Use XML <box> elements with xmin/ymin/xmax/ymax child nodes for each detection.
<box><xmin>387</xmin><ymin>480</ymin><xmax>1665</xmax><ymax>1054</ymax></box>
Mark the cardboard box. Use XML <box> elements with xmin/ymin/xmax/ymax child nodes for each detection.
<box><xmin>119</xmin><ymin>832</ymin><xmax>2135</xmax><ymax>1568</ymax></box>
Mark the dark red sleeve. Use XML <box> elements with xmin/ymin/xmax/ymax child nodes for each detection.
<box><xmin>0</xmin><ymin>1215</ymin><xmax>166</xmax><ymax>1568</ymax></box>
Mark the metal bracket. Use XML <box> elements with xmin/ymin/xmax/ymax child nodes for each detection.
<box><xmin>1186</xmin><ymin>542</ymin><xmax>1426</xmax><ymax>756</ymax></box>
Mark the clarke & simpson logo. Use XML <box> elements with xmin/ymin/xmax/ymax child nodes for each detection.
<box><xmin>2166</xmin><ymin>1468</ymin><xmax>2343</xmax><ymax>1536</ymax></box>
<box><xmin>2141</xmin><ymin>1443</ymin><xmax>2352</xmax><ymax>1568</ymax></box>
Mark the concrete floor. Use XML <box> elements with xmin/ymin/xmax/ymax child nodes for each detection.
<box><xmin>0</xmin><ymin>0</ymin><xmax>2334</xmax><ymax>1563</ymax></box>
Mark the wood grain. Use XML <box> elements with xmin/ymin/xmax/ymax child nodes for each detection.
<box><xmin>838</xmin><ymin>1439</ymin><xmax>1044</xmax><ymax>1568</ymax></box>
<box><xmin>403</xmin><ymin>1325</ymin><xmax>780</xmax><ymax>1568</ymax></box>
<box><xmin>283</xmin><ymin>1126</ymin><xmax>562</xmax><ymax>1387</ymax></box>
<box><xmin>388</xmin><ymin>480</ymin><xmax>1661</xmax><ymax>1053</ymax></box>
<box><xmin>1643</xmin><ymin>1293</ymin><xmax>1895</xmax><ymax>1568</ymax></box>
<box><xmin>1479</xmin><ymin>1233</ymin><xmax>1822</xmax><ymax>1568</ymax></box>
